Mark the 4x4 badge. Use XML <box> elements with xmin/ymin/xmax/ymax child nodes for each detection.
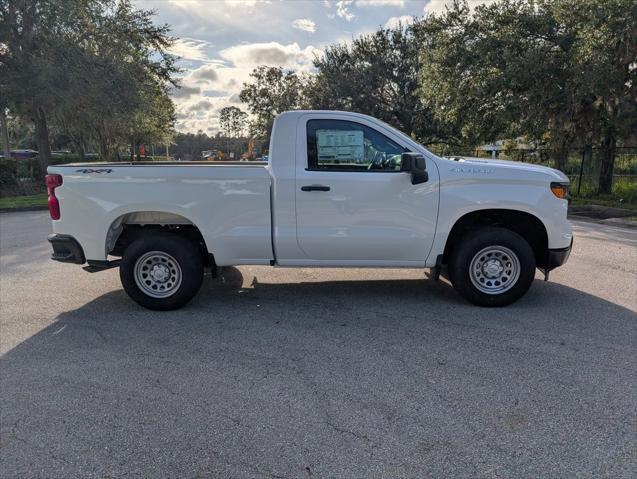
<box><xmin>75</xmin><ymin>168</ymin><xmax>113</xmax><ymax>174</ymax></box>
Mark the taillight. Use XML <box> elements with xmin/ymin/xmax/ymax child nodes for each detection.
<box><xmin>45</xmin><ymin>174</ymin><xmax>63</xmax><ymax>220</ymax></box>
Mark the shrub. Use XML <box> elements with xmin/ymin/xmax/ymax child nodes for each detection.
<box><xmin>0</xmin><ymin>159</ymin><xmax>18</xmax><ymax>185</ymax></box>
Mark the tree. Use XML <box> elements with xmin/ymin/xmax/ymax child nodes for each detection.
<box><xmin>230</xmin><ymin>108</ymin><xmax>248</xmax><ymax>138</ymax></box>
<box><xmin>127</xmin><ymin>81</ymin><xmax>176</xmax><ymax>161</ymax></box>
<box><xmin>239</xmin><ymin>66</ymin><xmax>308</xmax><ymax>138</ymax></box>
<box><xmin>0</xmin><ymin>0</ymin><xmax>178</xmax><ymax>170</ymax></box>
<box><xmin>219</xmin><ymin>106</ymin><xmax>233</xmax><ymax>154</ymax></box>
<box><xmin>416</xmin><ymin>1</ymin><xmax>575</xmax><ymax>156</ymax></box>
<box><xmin>238</xmin><ymin>25</ymin><xmax>455</xmax><ymax>145</ymax></box>
<box><xmin>415</xmin><ymin>0</ymin><xmax>637</xmax><ymax>190</ymax></box>
<box><xmin>548</xmin><ymin>0</ymin><xmax>637</xmax><ymax>193</ymax></box>
<box><xmin>219</xmin><ymin>106</ymin><xmax>248</xmax><ymax>159</ymax></box>
<box><xmin>1</xmin><ymin>0</ymin><xmax>84</xmax><ymax>172</ymax></box>
<box><xmin>307</xmin><ymin>22</ymin><xmax>449</xmax><ymax>144</ymax></box>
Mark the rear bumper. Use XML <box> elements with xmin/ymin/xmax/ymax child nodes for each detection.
<box><xmin>546</xmin><ymin>237</ymin><xmax>573</xmax><ymax>270</ymax></box>
<box><xmin>48</xmin><ymin>234</ymin><xmax>86</xmax><ymax>264</ymax></box>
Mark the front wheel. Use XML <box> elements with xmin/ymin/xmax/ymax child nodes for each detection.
<box><xmin>448</xmin><ymin>227</ymin><xmax>536</xmax><ymax>307</ymax></box>
<box><xmin>120</xmin><ymin>233</ymin><xmax>203</xmax><ymax>310</ymax></box>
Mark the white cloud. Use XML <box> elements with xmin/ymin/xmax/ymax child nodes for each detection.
<box><xmin>187</xmin><ymin>99</ymin><xmax>216</xmax><ymax>112</ymax></box>
<box><xmin>384</xmin><ymin>15</ymin><xmax>413</xmax><ymax>29</ymax></box>
<box><xmin>167</xmin><ymin>37</ymin><xmax>213</xmax><ymax>62</ymax></box>
<box><xmin>190</xmin><ymin>64</ymin><xmax>220</xmax><ymax>82</ymax></box>
<box><xmin>336</xmin><ymin>1</ymin><xmax>356</xmax><ymax>22</ymax></box>
<box><xmin>223</xmin><ymin>0</ymin><xmax>271</xmax><ymax>7</ymax></box>
<box><xmin>357</xmin><ymin>0</ymin><xmax>405</xmax><ymax>7</ymax></box>
<box><xmin>424</xmin><ymin>0</ymin><xmax>496</xmax><ymax>14</ymax></box>
<box><xmin>219</xmin><ymin>42</ymin><xmax>317</xmax><ymax>70</ymax></box>
<box><xmin>292</xmin><ymin>18</ymin><xmax>317</xmax><ymax>33</ymax></box>
<box><xmin>152</xmin><ymin>0</ymin><xmax>433</xmax><ymax>133</ymax></box>
<box><xmin>171</xmin><ymin>84</ymin><xmax>201</xmax><ymax>99</ymax></box>
<box><xmin>171</xmin><ymin>40</ymin><xmax>321</xmax><ymax>133</ymax></box>
<box><xmin>174</xmin><ymin>93</ymin><xmax>229</xmax><ymax>133</ymax></box>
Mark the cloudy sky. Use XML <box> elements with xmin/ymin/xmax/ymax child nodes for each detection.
<box><xmin>135</xmin><ymin>0</ymin><xmax>491</xmax><ymax>134</ymax></box>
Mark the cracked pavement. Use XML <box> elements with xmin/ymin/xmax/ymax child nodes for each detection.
<box><xmin>1</xmin><ymin>211</ymin><xmax>636</xmax><ymax>478</ymax></box>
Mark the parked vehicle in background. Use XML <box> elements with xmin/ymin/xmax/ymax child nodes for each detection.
<box><xmin>3</xmin><ymin>149</ymin><xmax>39</xmax><ymax>160</ymax></box>
<box><xmin>201</xmin><ymin>150</ymin><xmax>215</xmax><ymax>160</ymax></box>
<box><xmin>51</xmin><ymin>150</ymin><xmax>72</xmax><ymax>158</ymax></box>
<box><xmin>46</xmin><ymin>111</ymin><xmax>572</xmax><ymax>310</ymax></box>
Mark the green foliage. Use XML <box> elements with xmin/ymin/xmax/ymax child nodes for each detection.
<box><xmin>0</xmin><ymin>0</ymin><xmax>178</xmax><ymax>165</ymax></box>
<box><xmin>0</xmin><ymin>158</ymin><xmax>18</xmax><ymax>185</ymax></box>
<box><xmin>307</xmin><ymin>23</ymin><xmax>449</xmax><ymax>143</ymax></box>
<box><xmin>239</xmin><ymin>66</ymin><xmax>309</xmax><ymax>138</ymax></box>
<box><xmin>219</xmin><ymin>106</ymin><xmax>248</xmax><ymax>138</ymax></box>
<box><xmin>570</xmin><ymin>178</ymin><xmax>637</xmax><ymax>206</ymax></box>
<box><xmin>0</xmin><ymin>154</ymin><xmax>102</xmax><ymax>189</ymax></box>
<box><xmin>416</xmin><ymin>0</ymin><xmax>637</xmax><ymax>190</ymax></box>
<box><xmin>416</xmin><ymin>0</ymin><xmax>574</xmax><ymax>146</ymax></box>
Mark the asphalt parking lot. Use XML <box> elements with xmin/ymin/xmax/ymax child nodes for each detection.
<box><xmin>1</xmin><ymin>211</ymin><xmax>636</xmax><ymax>478</ymax></box>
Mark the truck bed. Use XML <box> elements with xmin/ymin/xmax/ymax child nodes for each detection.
<box><xmin>48</xmin><ymin>162</ymin><xmax>273</xmax><ymax>264</ymax></box>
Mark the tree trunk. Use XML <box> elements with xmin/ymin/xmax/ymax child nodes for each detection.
<box><xmin>0</xmin><ymin>108</ymin><xmax>10</xmax><ymax>159</ymax></box>
<box><xmin>78</xmin><ymin>142</ymin><xmax>85</xmax><ymax>162</ymax></box>
<box><xmin>553</xmin><ymin>139</ymin><xmax>570</xmax><ymax>172</ymax></box>
<box><xmin>598</xmin><ymin>134</ymin><xmax>616</xmax><ymax>194</ymax></box>
<box><xmin>130</xmin><ymin>139</ymin><xmax>135</xmax><ymax>162</ymax></box>
<box><xmin>99</xmin><ymin>138</ymin><xmax>109</xmax><ymax>162</ymax></box>
<box><xmin>34</xmin><ymin>106</ymin><xmax>51</xmax><ymax>178</ymax></box>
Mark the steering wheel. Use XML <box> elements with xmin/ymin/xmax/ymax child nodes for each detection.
<box><xmin>367</xmin><ymin>151</ymin><xmax>387</xmax><ymax>170</ymax></box>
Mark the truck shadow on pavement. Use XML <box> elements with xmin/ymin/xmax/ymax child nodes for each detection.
<box><xmin>2</xmin><ymin>268</ymin><xmax>636</xmax><ymax>477</ymax></box>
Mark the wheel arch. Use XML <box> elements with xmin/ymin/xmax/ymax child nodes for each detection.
<box><xmin>442</xmin><ymin>208</ymin><xmax>550</xmax><ymax>268</ymax></box>
<box><xmin>105</xmin><ymin>210</ymin><xmax>212</xmax><ymax>265</ymax></box>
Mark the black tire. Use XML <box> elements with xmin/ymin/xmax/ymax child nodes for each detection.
<box><xmin>448</xmin><ymin>227</ymin><xmax>536</xmax><ymax>307</ymax></box>
<box><xmin>120</xmin><ymin>232</ymin><xmax>203</xmax><ymax>310</ymax></box>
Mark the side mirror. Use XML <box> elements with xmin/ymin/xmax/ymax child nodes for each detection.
<box><xmin>401</xmin><ymin>152</ymin><xmax>429</xmax><ymax>185</ymax></box>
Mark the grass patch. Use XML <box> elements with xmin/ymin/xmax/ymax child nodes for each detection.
<box><xmin>570</xmin><ymin>176</ymin><xmax>637</xmax><ymax>206</ymax></box>
<box><xmin>569</xmin><ymin>176</ymin><xmax>637</xmax><ymax>210</ymax></box>
<box><xmin>0</xmin><ymin>193</ymin><xmax>48</xmax><ymax>209</ymax></box>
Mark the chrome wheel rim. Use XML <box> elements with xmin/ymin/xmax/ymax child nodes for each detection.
<box><xmin>469</xmin><ymin>245</ymin><xmax>520</xmax><ymax>295</ymax></box>
<box><xmin>134</xmin><ymin>251</ymin><xmax>182</xmax><ymax>298</ymax></box>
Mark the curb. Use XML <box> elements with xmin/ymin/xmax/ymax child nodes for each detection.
<box><xmin>569</xmin><ymin>204</ymin><xmax>635</xmax><ymax>219</ymax></box>
<box><xmin>0</xmin><ymin>206</ymin><xmax>48</xmax><ymax>213</ymax></box>
<box><xmin>568</xmin><ymin>214</ymin><xmax>637</xmax><ymax>229</ymax></box>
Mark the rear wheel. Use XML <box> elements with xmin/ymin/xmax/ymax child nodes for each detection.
<box><xmin>120</xmin><ymin>233</ymin><xmax>203</xmax><ymax>310</ymax></box>
<box><xmin>448</xmin><ymin>227</ymin><xmax>535</xmax><ymax>307</ymax></box>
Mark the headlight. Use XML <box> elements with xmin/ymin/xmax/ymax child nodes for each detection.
<box><xmin>550</xmin><ymin>182</ymin><xmax>570</xmax><ymax>200</ymax></box>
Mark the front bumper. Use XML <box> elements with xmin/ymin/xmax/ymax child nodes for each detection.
<box><xmin>48</xmin><ymin>234</ymin><xmax>86</xmax><ymax>264</ymax></box>
<box><xmin>546</xmin><ymin>237</ymin><xmax>573</xmax><ymax>270</ymax></box>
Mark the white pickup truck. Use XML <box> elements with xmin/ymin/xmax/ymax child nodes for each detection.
<box><xmin>47</xmin><ymin>111</ymin><xmax>572</xmax><ymax>310</ymax></box>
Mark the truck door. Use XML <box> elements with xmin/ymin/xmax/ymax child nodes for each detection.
<box><xmin>294</xmin><ymin>117</ymin><xmax>439</xmax><ymax>265</ymax></box>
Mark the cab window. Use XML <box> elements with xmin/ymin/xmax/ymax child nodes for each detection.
<box><xmin>307</xmin><ymin>119</ymin><xmax>406</xmax><ymax>171</ymax></box>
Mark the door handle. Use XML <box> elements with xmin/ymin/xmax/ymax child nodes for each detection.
<box><xmin>301</xmin><ymin>185</ymin><xmax>331</xmax><ymax>192</ymax></box>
